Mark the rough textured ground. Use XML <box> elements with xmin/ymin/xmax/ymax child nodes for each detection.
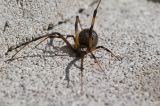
<box><xmin>0</xmin><ymin>0</ymin><xmax>160</xmax><ymax>106</ymax></box>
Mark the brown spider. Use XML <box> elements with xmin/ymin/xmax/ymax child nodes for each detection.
<box><xmin>5</xmin><ymin>0</ymin><xmax>120</xmax><ymax>93</ymax></box>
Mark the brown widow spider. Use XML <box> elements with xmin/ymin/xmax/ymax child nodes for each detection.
<box><xmin>5</xmin><ymin>0</ymin><xmax>121</xmax><ymax>93</ymax></box>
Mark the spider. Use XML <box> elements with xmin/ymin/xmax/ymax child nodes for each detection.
<box><xmin>5</xmin><ymin>0</ymin><xmax>120</xmax><ymax>93</ymax></box>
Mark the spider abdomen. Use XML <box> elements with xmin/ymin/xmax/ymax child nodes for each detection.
<box><xmin>79</xmin><ymin>28</ymin><xmax>98</xmax><ymax>48</ymax></box>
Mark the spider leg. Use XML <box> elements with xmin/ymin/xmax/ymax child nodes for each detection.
<box><xmin>52</xmin><ymin>33</ymin><xmax>74</xmax><ymax>50</ymax></box>
<box><xmin>76</xmin><ymin>16</ymin><xmax>83</xmax><ymax>30</ymax></box>
<box><xmin>5</xmin><ymin>36</ymin><xmax>48</xmax><ymax>61</ymax></box>
<box><xmin>89</xmin><ymin>0</ymin><xmax>101</xmax><ymax>49</ymax></box>
<box><xmin>7</xmin><ymin>42</ymin><xmax>30</xmax><ymax>61</ymax></box>
<box><xmin>66</xmin><ymin>34</ymin><xmax>75</xmax><ymax>42</ymax></box>
<box><xmin>90</xmin><ymin>50</ymin><xmax>107</xmax><ymax>75</ymax></box>
<box><xmin>45</xmin><ymin>34</ymin><xmax>74</xmax><ymax>49</ymax></box>
<box><xmin>74</xmin><ymin>16</ymin><xmax>80</xmax><ymax>48</ymax></box>
<box><xmin>15</xmin><ymin>37</ymin><xmax>49</xmax><ymax>61</ymax></box>
<box><xmin>89</xmin><ymin>0</ymin><xmax>101</xmax><ymax>32</ymax></box>
<box><xmin>45</xmin><ymin>34</ymin><xmax>75</xmax><ymax>50</ymax></box>
<box><xmin>74</xmin><ymin>15</ymin><xmax>85</xmax><ymax>49</ymax></box>
<box><xmin>29</xmin><ymin>37</ymin><xmax>48</xmax><ymax>54</ymax></box>
<box><xmin>6</xmin><ymin>32</ymin><xmax>75</xmax><ymax>61</ymax></box>
<box><xmin>96</xmin><ymin>46</ymin><xmax>121</xmax><ymax>61</ymax></box>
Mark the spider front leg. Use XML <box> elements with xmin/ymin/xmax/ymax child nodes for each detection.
<box><xmin>5</xmin><ymin>32</ymin><xmax>75</xmax><ymax>61</ymax></box>
<box><xmin>88</xmin><ymin>0</ymin><xmax>101</xmax><ymax>49</ymax></box>
<box><xmin>76</xmin><ymin>16</ymin><xmax>83</xmax><ymax>30</ymax></box>
<box><xmin>5</xmin><ymin>35</ymin><xmax>48</xmax><ymax>61</ymax></box>
<box><xmin>45</xmin><ymin>34</ymin><xmax>75</xmax><ymax>50</ymax></box>
<box><xmin>89</xmin><ymin>0</ymin><xmax>101</xmax><ymax>33</ymax></box>
<box><xmin>66</xmin><ymin>35</ymin><xmax>75</xmax><ymax>43</ymax></box>
<box><xmin>74</xmin><ymin>16</ymin><xmax>83</xmax><ymax>49</ymax></box>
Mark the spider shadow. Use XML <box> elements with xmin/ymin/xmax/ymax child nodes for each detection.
<box><xmin>6</xmin><ymin>45</ymin><xmax>81</xmax><ymax>88</ymax></box>
<box><xmin>40</xmin><ymin>45</ymin><xmax>82</xmax><ymax>87</ymax></box>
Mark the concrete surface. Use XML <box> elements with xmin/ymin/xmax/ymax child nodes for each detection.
<box><xmin>0</xmin><ymin>0</ymin><xmax>160</xmax><ymax>106</ymax></box>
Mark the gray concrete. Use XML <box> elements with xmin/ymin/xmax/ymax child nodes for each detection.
<box><xmin>0</xmin><ymin>0</ymin><xmax>160</xmax><ymax>106</ymax></box>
